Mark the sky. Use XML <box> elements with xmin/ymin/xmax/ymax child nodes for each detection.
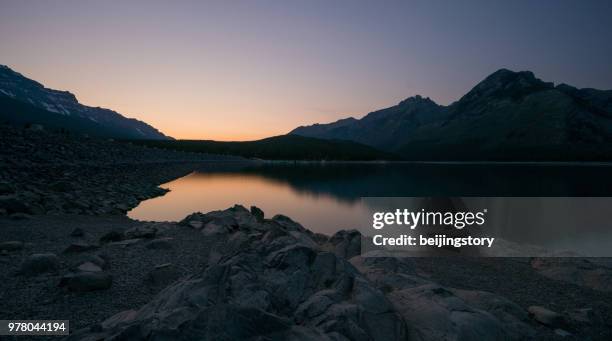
<box><xmin>1</xmin><ymin>0</ymin><xmax>612</xmax><ymax>140</ymax></box>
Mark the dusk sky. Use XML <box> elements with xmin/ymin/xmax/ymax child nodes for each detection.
<box><xmin>1</xmin><ymin>0</ymin><xmax>612</xmax><ymax>140</ymax></box>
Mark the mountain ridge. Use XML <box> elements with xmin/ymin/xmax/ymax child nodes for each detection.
<box><xmin>291</xmin><ymin>69</ymin><xmax>612</xmax><ymax>160</ymax></box>
<box><xmin>0</xmin><ymin>65</ymin><xmax>170</xmax><ymax>139</ymax></box>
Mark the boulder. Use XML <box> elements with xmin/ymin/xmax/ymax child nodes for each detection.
<box><xmin>271</xmin><ymin>214</ymin><xmax>307</xmax><ymax>232</ymax></box>
<box><xmin>183</xmin><ymin>205</ymin><xmax>256</xmax><ymax>235</ymax></box>
<box><xmin>351</xmin><ymin>255</ymin><xmax>534</xmax><ymax>340</ymax></box>
<box><xmin>20</xmin><ymin>253</ymin><xmax>60</xmax><ymax>276</ymax></box>
<box><xmin>327</xmin><ymin>229</ymin><xmax>362</xmax><ymax>259</ymax></box>
<box><xmin>68</xmin><ymin>207</ymin><xmax>406</xmax><ymax>340</ymax></box>
<box><xmin>389</xmin><ymin>284</ymin><xmax>531</xmax><ymax>340</ymax></box>
<box><xmin>201</xmin><ymin>222</ymin><xmax>228</xmax><ymax>236</ymax></box>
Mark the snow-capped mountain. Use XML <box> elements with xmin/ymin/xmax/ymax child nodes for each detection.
<box><xmin>0</xmin><ymin>65</ymin><xmax>170</xmax><ymax>139</ymax></box>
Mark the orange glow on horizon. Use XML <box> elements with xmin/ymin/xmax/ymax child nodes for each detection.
<box><xmin>164</xmin><ymin>127</ymin><xmax>289</xmax><ymax>141</ymax></box>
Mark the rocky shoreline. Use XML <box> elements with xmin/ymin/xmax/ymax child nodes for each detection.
<box><xmin>1</xmin><ymin>126</ymin><xmax>612</xmax><ymax>340</ymax></box>
<box><xmin>0</xmin><ymin>125</ymin><xmax>246</xmax><ymax>217</ymax></box>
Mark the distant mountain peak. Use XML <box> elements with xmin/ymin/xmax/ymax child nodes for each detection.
<box><xmin>398</xmin><ymin>95</ymin><xmax>438</xmax><ymax>107</ymax></box>
<box><xmin>480</xmin><ymin>68</ymin><xmax>551</xmax><ymax>89</ymax></box>
<box><xmin>334</xmin><ymin>117</ymin><xmax>358</xmax><ymax>124</ymax></box>
<box><xmin>460</xmin><ymin>68</ymin><xmax>554</xmax><ymax>102</ymax></box>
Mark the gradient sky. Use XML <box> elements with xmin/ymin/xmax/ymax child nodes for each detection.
<box><xmin>1</xmin><ymin>0</ymin><xmax>612</xmax><ymax>140</ymax></box>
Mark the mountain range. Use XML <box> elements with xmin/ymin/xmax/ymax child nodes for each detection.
<box><xmin>291</xmin><ymin>69</ymin><xmax>612</xmax><ymax>160</ymax></box>
<box><xmin>3</xmin><ymin>64</ymin><xmax>612</xmax><ymax>160</ymax></box>
<box><xmin>0</xmin><ymin>65</ymin><xmax>169</xmax><ymax>139</ymax></box>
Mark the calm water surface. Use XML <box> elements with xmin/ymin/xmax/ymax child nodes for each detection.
<box><xmin>129</xmin><ymin>162</ymin><xmax>612</xmax><ymax>239</ymax></box>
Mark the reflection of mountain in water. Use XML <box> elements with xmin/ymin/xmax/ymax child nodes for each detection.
<box><xmin>132</xmin><ymin>163</ymin><xmax>612</xmax><ymax>255</ymax></box>
<box><xmin>194</xmin><ymin>162</ymin><xmax>612</xmax><ymax>202</ymax></box>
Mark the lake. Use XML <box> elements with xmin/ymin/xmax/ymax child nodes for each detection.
<box><xmin>128</xmin><ymin>162</ymin><xmax>612</xmax><ymax>255</ymax></box>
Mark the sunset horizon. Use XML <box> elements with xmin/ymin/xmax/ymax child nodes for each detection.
<box><xmin>2</xmin><ymin>1</ymin><xmax>611</xmax><ymax>140</ymax></box>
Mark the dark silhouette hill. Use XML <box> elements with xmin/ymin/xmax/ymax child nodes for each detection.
<box><xmin>128</xmin><ymin>134</ymin><xmax>396</xmax><ymax>161</ymax></box>
<box><xmin>292</xmin><ymin>69</ymin><xmax>612</xmax><ymax>160</ymax></box>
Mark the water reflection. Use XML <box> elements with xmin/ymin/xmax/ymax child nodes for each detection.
<box><xmin>129</xmin><ymin>162</ymin><xmax>612</xmax><ymax>237</ymax></box>
<box><xmin>128</xmin><ymin>170</ymin><xmax>371</xmax><ymax>234</ymax></box>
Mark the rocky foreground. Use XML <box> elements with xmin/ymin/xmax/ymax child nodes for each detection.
<box><xmin>1</xmin><ymin>126</ymin><xmax>612</xmax><ymax>340</ymax></box>
<box><xmin>1</xmin><ymin>206</ymin><xmax>612</xmax><ymax>340</ymax></box>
